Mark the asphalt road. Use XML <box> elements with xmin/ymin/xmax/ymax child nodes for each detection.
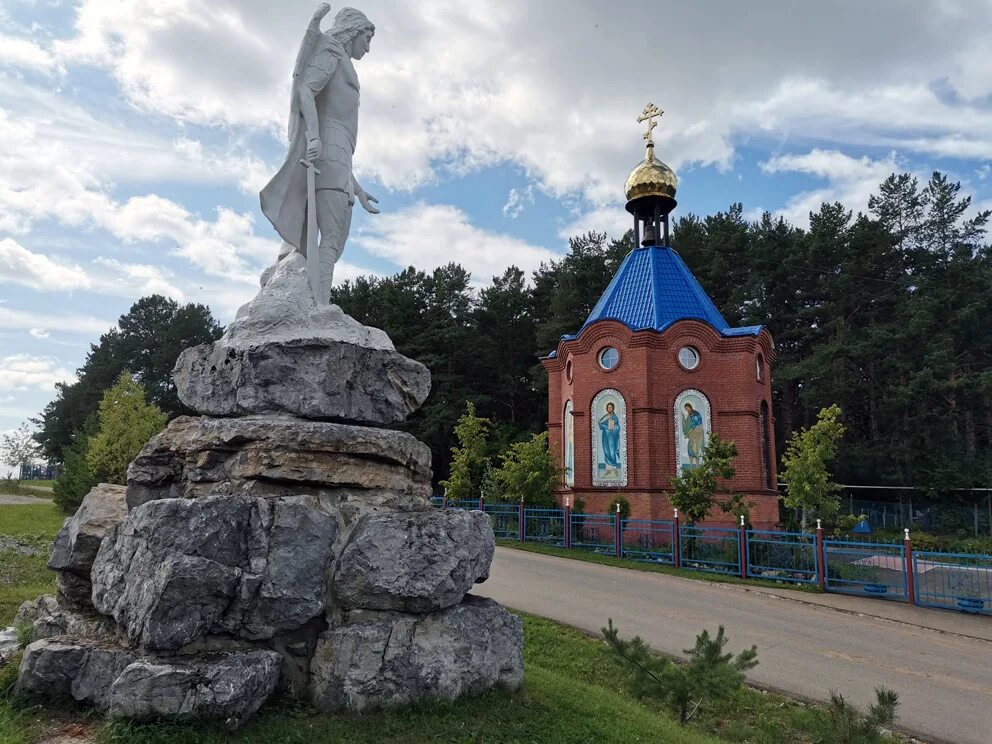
<box><xmin>474</xmin><ymin>547</ymin><xmax>992</xmax><ymax>744</ymax></box>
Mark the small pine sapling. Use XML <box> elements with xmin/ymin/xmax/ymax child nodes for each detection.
<box><xmin>603</xmin><ymin>619</ymin><xmax>758</xmax><ymax>725</ymax></box>
<box><xmin>822</xmin><ymin>687</ymin><xmax>899</xmax><ymax>743</ymax></box>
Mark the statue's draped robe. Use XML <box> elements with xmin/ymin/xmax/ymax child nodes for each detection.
<box><xmin>260</xmin><ymin>35</ymin><xmax>354</xmax><ymax>251</ymax></box>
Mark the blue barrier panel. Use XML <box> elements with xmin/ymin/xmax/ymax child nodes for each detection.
<box><xmin>445</xmin><ymin>499</ymin><xmax>481</xmax><ymax>511</ymax></box>
<box><xmin>621</xmin><ymin>519</ymin><xmax>675</xmax><ymax>564</ymax></box>
<box><xmin>430</xmin><ymin>496</ymin><xmax>445</xmax><ymax>508</ymax></box>
<box><xmin>570</xmin><ymin>512</ymin><xmax>614</xmax><ymax>554</ymax></box>
<box><xmin>484</xmin><ymin>503</ymin><xmax>520</xmax><ymax>540</ymax></box>
<box><xmin>913</xmin><ymin>550</ymin><xmax>992</xmax><ymax>615</ymax></box>
<box><xmin>523</xmin><ymin>508</ymin><xmax>565</xmax><ymax>547</ymax></box>
<box><xmin>823</xmin><ymin>539</ymin><xmax>906</xmax><ymax>600</ymax></box>
<box><xmin>679</xmin><ymin>525</ymin><xmax>740</xmax><ymax>576</ymax></box>
<box><xmin>746</xmin><ymin>530</ymin><xmax>818</xmax><ymax>584</ymax></box>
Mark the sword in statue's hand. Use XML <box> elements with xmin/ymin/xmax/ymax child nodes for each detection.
<box><xmin>299</xmin><ymin>157</ymin><xmax>322</xmax><ymax>304</ymax></box>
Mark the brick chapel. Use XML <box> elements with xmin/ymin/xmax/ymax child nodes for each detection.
<box><xmin>541</xmin><ymin>105</ymin><xmax>779</xmax><ymax>530</ymax></box>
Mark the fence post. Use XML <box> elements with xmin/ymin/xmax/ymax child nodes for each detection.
<box><xmin>904</xmin><ymin>528</ymin><xmax>917</xmax><ymax>605</ymax></box>
<box><xmin>442</xmin><ymin>493</ymin><xmax>448</xmax><ymax>511</ymax></box>
<box><xmin>815</xmin><ymin>519</ymin><xmax>826</xmax><ymax>592</ymax></box>
<box><xmin>614</xmin><ymin>502</ymin><xmax>622</xmax><ymax>559</ymax></box>
<box><xmin>739</xmin><ymin>515</ymin><xmax>748</xmax><ymax>579</ymax></box>
<box><xmin>564</xmin><ymin>496</ymin><xmax>571</xmax><ymax>550</ymax></box>
<box><xmin>673</xmin><ymin>509</ymin><xmax>682</xmax><ymax>569</ymax></box>
<box><xmin>479</xmin><ymin>494</ymin><xmax>485</xmax><ymax>512</ymax></box>
<box><xmin>518</xmin><ymin>497</ymin><xmax>525</xmax><ymax>543</ymax></box>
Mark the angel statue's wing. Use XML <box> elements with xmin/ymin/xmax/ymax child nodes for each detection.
<box><xmin>287</xmin><ymin>5</ymin><xmax>331</xmax><ymax>141</ymax></box>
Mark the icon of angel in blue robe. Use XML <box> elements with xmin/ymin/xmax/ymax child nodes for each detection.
<box><xmin>681</xmin><ymin>402</ymin><xmax>705</xmax><ymax>468</ymax></box>
<box><xmin>598</xmin><ymin>402</ymin><xmax>621</xmax><ymax>479</ymax></box>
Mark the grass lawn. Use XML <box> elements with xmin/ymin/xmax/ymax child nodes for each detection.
<box><xmin>497</xmin><ymin>539</ymin><xmax>821</xmax><ymax>593</ymax></box>
<box><xmin>0</xmin><ymin>502</ymin><xmax>897</xmax><ymax>744</ymax></box>
<box><xmin>0</xmin><ymin>503</ymin><xmax>63</xmax><ymax>625</ymax></box>
<box><xmin>0</xmin><ymin>481</ymin><xmax>54</xmax><ymax>497</ymax></box>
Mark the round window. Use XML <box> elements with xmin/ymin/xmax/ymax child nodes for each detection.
<box><xmin>598</xmin><ymin>347</ymin><xmax>620</xmax><ymax>371</ymax></box>
<box><xmin>678</xmin><ymin>346</ymin><xmax>700</xmax><ymax>370</ymax></box>
<box><xmin>565</xmin><ymin>359</ymin><xmax>573</xmax><ymax>382</ymax></box>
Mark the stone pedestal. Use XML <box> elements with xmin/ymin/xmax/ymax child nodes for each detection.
<box><xmin>16</xmin><ymin>254</ymin><xmax>523</xmax><ymax>727</ymax></box>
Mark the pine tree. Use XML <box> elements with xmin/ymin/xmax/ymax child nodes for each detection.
<box><xmin>86</xmin><ymin>372</ymin><xmax>168</xmax><ymax>485</ymax></box>
<box><xmin>603</xmin><ymin>619</ymin><xmax>758</xmax><ymax>725</ymax></box>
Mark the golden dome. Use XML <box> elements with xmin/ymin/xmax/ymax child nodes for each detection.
<box><xmin>624</xmin><ymin>148</ymin><xmax>678</xmax><ymax>202</ymax></box>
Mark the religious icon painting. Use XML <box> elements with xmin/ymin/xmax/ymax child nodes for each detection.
<box><xmin>564</xmin><ymin>400</ymin><xmax>575</xmax><ymax>487</ymax></box>
<box><xmin>675</xmin><ymin>389</ymin><xmax>711</xmax><ymax>471</ymax></box>
<box><xmin>592</xmin><ymin>389</ymin><xmax>627</xmax><ymax>487</ymax></box>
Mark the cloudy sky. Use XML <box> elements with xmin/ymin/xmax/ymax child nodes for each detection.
<box><xmin>1</xmin><ymin>0</ymin><xmax>992</xmax><ymax>443</ymax></box>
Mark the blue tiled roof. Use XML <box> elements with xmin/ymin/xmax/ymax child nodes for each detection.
<box><xmin>578</xmin><ymin>245</ymin><xmax>762</xmax><ymax>338</ymax></box>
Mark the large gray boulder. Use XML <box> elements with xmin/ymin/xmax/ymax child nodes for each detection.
<box><xmin>125</xmin><ymin>414</ymin><xmax>432</xmax><ymax>509</ymax></box>
<box><xmin>16</xmin><ymin>637</ymin><xmax>137</xmax><ymax>710</ymax></box>
<box><xmin>335</xmin><ymin>509</ymin><xmax>494</xmax><ymax>613</ymax></box>
<box><xmin>310</xmin><ymin>595</ymin><xmax>523</xmax><ymax>712</ymax></box>
<box><xmin>16</xmin><ymin>637</ymin><xmax>279</xmax><ymax>729</ymax></box>
<box><xmin>173</xmin><ymin>254</ymin><xmax>430</xmax><ymax>425</ymax></box>
<box><xmin>91</xmin><ymin>495</ymin><xmax>337</xmax><ymax>651</ymax></box>
<box><xmin>14</xmin><ymin>595</ymin><xmax>116</xmax><ymax>642</ymax></box>
<box><xmin>48</xmin><ymin>483</ymin><xmax>127</xmax><ymax>606</ymax></box>
<box><xmin>109</xmin><ymin>651</ymin><xmax>281</xmax><ymax>728</ymax></box>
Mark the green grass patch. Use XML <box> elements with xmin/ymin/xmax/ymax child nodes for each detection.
<box><xmin>0</xmin><ymin>503</ymin><xmax>62</xmax><ymax>625</ymax></box>
<box><xmin>497</xmin><ymin>539</ymin><xmax>820</xmax><ymax>593</ymax></box>
<box><xmin>0</xmin><ymin>481</ymin><xmax>53</xmax><ymax>498</ymax></box>
<box><xmin>0</xmin><ymin>503</ymin><xmax>65</xmax><ymax>542</ymax></box>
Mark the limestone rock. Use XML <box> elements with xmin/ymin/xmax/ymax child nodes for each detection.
<box><xmin>109</xmin><ymin>650</ymin><xmax>281</xmax><ymax>728</ymax></box>
<box><xmin>125</xmin><ymin>414</ymin><xmax>432</xmax><ymax>509</ymax></box>
<box><xmin>335</xmin><ymin>509</ymin><xmax>494</xmax><ymax>613</ymax></box>
<box><xmin>0</xmin><ymin>627</ymin><xmax>19</xmax><ymax>666</ymax></box>
<box><xmin>48</xmin><ymin>483</ymin><xmax>127</xmax><ymax>606</ymax></box>
<box><xmin>16</xmin><ymin>637</ymin><xmax>136</xmax><ymax>711</ymax></box>
<box><xmin>92</xmin><ymin>495</ymin><xmax>337</xmax><ymax>651</ymax></box>
<box><xmin>173</xmin><ymin>255</ymin><xmax>430</xmax><ymax>425</ymax></box>
<box><xmin>310</xmin><ymin>595</ymin><xmax>523</xmax><ymax>711</ymax></box>
<box><xmin>17</xmin><ymin>637</ymin><xmax>280</xmax><ymax>729</ymax></box>
<box><xmin>14</xmin><ymin>595</ymin><xmax>116</xmax><ymax>642</ymax></box>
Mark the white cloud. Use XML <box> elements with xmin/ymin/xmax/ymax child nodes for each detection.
<box><xmin>0</xmin><ymin>354</ymin><xmax>75</xmax><ymax>393</ymax></box>
<box><xmin>44</xmin><ymin>0</ymin><xmax>992</xmax><ymax>212</ymax></box>
<box><xmin>0</xmin><ymin>306</ymin><xmax>111</xmax><ymax>335</ymax></box>
<box><xmin>0</xmin><ymin>238</ymin><xmax>90</xmax><ymax>291</ymax></box>
<box><xmin>0</xmin><ymin>33</ymin><xmax>61</xmax><ymax>73</ymax></box>
<box><xmin>760</xmin><ymin>149</ymin><xmax>905</xmax><ymax>227</ymax></box>
<box><xmin>502</xmin><ymin>185</ymin><xmax>535</xmax><ymax>219</ymax></box>
<box><xmin>354</xmin><ymin>203</ymin><xmax>559</xmax><ymax>283</ymax></box>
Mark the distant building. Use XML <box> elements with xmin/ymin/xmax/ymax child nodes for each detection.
<box><xmin>541</xmin><ymin>105</ymin><xmax>778</xmax><ymax>528</ymax></box>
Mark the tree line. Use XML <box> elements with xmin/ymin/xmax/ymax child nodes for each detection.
<box><xmin>34</xmin><ymin>171</ymin><xmax>992</xmax><ymax>503</ymax></box>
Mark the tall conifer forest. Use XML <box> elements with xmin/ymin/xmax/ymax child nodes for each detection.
<box><xmin>331</xmin><ymin>172</ymin><xmax>992</xmax><ymax>492</ymax></box>
<box><xmin>35</xmin><ymin>172</ymin><xmax>992</xmax><ymax>496</ymax></box>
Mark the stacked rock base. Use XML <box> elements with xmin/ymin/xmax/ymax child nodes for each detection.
<box><xmin>15</xmin><ymin>255</ymin><xmax>523</xmax><ymax>727</ymax></box>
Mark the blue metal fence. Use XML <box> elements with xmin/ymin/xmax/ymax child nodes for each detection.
<box><xmin>680</xmin><ymin>525</ymin><xmax>740</xmax><ymax>576</ymax></box>
<box><xmin>746</xmin><ymin>530</ymin><xmax>818</xmax><ymax>584</ymax></box>
<box><xmin>429</xmin><ymin>500</ymin><xmax>992</xmax><ymax>616</ymax></box>
<box><xmin>484</xmin><ymin>503</ymin><xmax>520</xmax><ymax>540</ymax></box>
<box><xmin>570</xmin><ymin>512</ymin><xmax>614</xmax><ymax>553</ymax></box>
<box><xmin>823</xmin><ymin>539</ymin><xmax>907</xmax><ymax>600</ymax></box>
<box><xmin>621</xmin><ymin>519</ymin><xmax>675</xmax><ymax>564</ymax></box>
<box><xmin>913</xmin><ymin>550</ymin><xmax>992</xmax><ymax>615</ymax></box>
<box><xmin>522</xmin><ymin>508</ymin><xmax>566</xmax><ymax>546</ymax></box>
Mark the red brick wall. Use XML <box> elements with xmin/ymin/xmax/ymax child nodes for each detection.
<box><xmin>543</xmin><ymin>319</ymin><xmax>780</xmax><ymax>530</ymax></box>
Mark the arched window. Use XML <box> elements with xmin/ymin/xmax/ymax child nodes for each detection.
<box><xmin>756</xmin><ymin>353</ymin><xmax>765</xmax><ymax>382</ymax></box>
<box><xmin>563</xmin><ymin>400</ymin><xmax>575</xmax><ymax>487</ymax></box>
<box><xmin>675</xmin><ymin>389</ymin><xmax>711</xmax><ymax>472</ymax></box>
<box><xmin>591</xmin><ymin>389</ymin><xmax>627</xmax><ymax>487</ymax></box>
<box><xmin>760</xmin><ymin>401</ymin><xmax>772</xmax><ymax>490</ymax></box>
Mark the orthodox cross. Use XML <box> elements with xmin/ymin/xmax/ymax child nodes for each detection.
<box><xmin>637</xmin><ymin>103</ymin><xmax>663</xmax><ymax>147</ymax></box>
